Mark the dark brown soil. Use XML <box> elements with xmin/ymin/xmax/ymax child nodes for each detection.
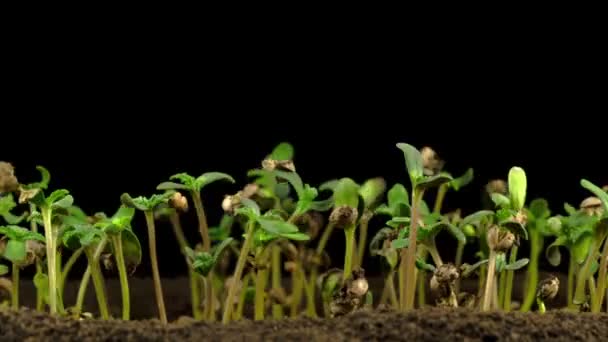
<box><xmin>2</xmin><ymin>306</ymin><xmax>608</xmax><ymax>341</ymax></box>
<box><xmin>2</xmin><ymin>273</ymin><xmax>605</xmax><ymax>341</ymax></box>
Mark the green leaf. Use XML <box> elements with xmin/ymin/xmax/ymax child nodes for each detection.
<box><xmin>491</xmin><ymin>193</ymin><xmax>511</xmax><ymax>208</ymax></box>
<box><xmin>273</xmin><ymin>170</ymin><xmax>304</xmax><ymax>199</ymax></box>
<box><xmin>590</xmin><ymin>259</ymin><xmax>600</xmax><ymax>275</ymax></box>
<box><xmin>581</xmin><ymin>179</ymin><xmax>608</xmax><ymax>212</ymax></box>
<box><xmin>396</xmin><ymin>143</ymin><xmax>424</xmax><ymax>184</ymax></box>
<box><xmin>388</xmin><ymin>183</ymin><xmax>409</xmax><ymax>208</ymax></box>
<box><xmin>508</xmin><ymin>166</ymin><xmax>527</xmax><ymax>211</ymax></box>
<box><xmin>320</xmin><ymin>179</ymin><xmax>339</xmax><ymax>192</ymax></box>
<box><xmin>391</xmin><ymin>238</ymin><xmax>409</xmax><ymax>250</ymax></box>
<box><xmin>33</xmin><ymin>270</ymin><xmax>49</xmax><ymax>305</ymax></box>
<box><xmin>564</xmin><ymin>202</ymin><xmax>577</xmax><ymax>216</ymax></box>
<box><xmin>545</xmin><ymin>235</ymin><xmax>567</xmax><ymax>266</ymax></box>
<box><xmin>359</xmin><ymin>177</ymin><xmax>386</xmax><ymax>209</ymax></box>
<box><xmin>461</xmin><ymin>259</ymin><xmax>489</xmax><ymax>278</ymax></box>
<box><xmin>269</xmin><ymin>142</ymin><xmax>294</xmax><ymax>161</ymax></box>
<box><xmin>529</xmin><ymin>198</ymin><xmax>551</xmax><ymax>220</ymax></box>
<box><xmin>594</xmin><ymin>217</ymin><xmax>608</xmax><ymax>242</ymax></box>
<box><xmin>416</xmin><ymin>174</ymin><xmax>453</xmax><ymax>191</ymax></box>
<box><xmin>415</xmin><ymin>258</ymin><xmax>436</xmax><ymax>272</ymax></box>
<box><xmin>45</xmin><ymin>189</ymin><xmax>70</xmax><ymax>207</ymax></box>
<box><xmin>195</xmin><ymin>172</ymin><xmax>235</xmax><ymax>190</ymax></box>
<box><xmin>369</xmin><ymin>227</ymin><xmax>393</xmax><ymax>257</ymax></box>
<box><xmin>309</xmin><ymin>198</ymin><xmax>334</xmax><ymax>212</ymax></box>
<box><xmin>0</xmin><ymin>264</ymin><xmax>8</xmax><ymax>275</ymax></box>
<box><xmin>51</xmin><ymin>195</ymin><xmax>74</xmax><ymax>210</ymax></box>
<box><xmin>333</xmin><ymin>178</ymin><xmax>360</xmax><ymax>208</ymax></box>
<box><xmin>212</xmin><ymin>237</ymin><xmax>234</xmax><ymax>260</ymax></box>
<box><xmin>3</xmin><ymin>239</ymin><xmax>26</xmax><ymax>262</ymax></box>
<box><xmin>156</xmin><ymin>181</ymin><xmax>189</xmax><ymax>190</ymax></box>
<box><xmin>274</xmin><ymin>182</ymin><xmax>291</xmax><ymax>199</ymax></box>
<box><xmin>505</xmin><ymin>258</ymin><xmax>529</xmax><ymax>271</ymax></box>
<box><xmin>121</xmin><ymin>229</ymin><xmax>142</xmax><ymax>273</ymax></box>
<box><xmin>192</xmin><ymin>252</ymin><xmax>214</xmax><ymax>276</ymax></box>
<box><xmin>386</xmin><ymin>216</ymin><xmax>410</xmax><ymax>229</ymax></box>
<box><xmin>239</xmin><ymin>198</ymin><xmax>261</xmax><ymax>217</ymax></box>
<box><xmin>501</xmin><ymin>220</ymin><xmax>528</xmax><ymax>240</ymax></box>
<box><xmin>572</xmin><ymin>234</ymin><xmax>593</xmax><ymax>265</ymax></box>
<box><xmin>2</xmin><ymin>212</ymin><xmax>26</xmax><ymax>225</ymax></box>
<box><xmin>461</xmin><ymin>210</ymin><xmax>494</xmax><ymax>227</ymax></box>
<box><xmin>120</xmin><ymin>193</ymin><xmax>148</xmax><ymax>211</ymax></box>
<box><xmin>256</xmin><ymin>217</ymin><xmax>299</xmax><ymax>235</ymax></box>
<box><xmin>446</xmin><ymin>222</ymin><xmax>467</xmax><ymax>244</ymax></box>
<box><xmin>450</xmin><ymin>168</ymin><xmax>474</xmax><ymax>191</ymax></box>
<box><xmin>169</xmin><ymin>173</ymin><xmax>196</xmax><ymax>187</ymax></box>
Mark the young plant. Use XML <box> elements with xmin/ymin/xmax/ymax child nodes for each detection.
<box><xmin>92</xmin><ymin>205</ymin><xmax>140</xmax><ymax>320</ymax></box>
<box><xmin>536</xmin><ymin>275</ymin><xmax>560</xmax><ymax>313</ymax></box>
<box><xmin>18</xmin><ymin>166</ymin><xmax>73</xmax><ymax>315</ymax></box>
<box><xmin>121</xmin><ymin>191</ymin><xmax>175</xmax><ymax>324</ymax></box>
<box><xmin>369</xmin><ymin>227</ymin><xmax>399</xmax><ymax>309</ymax></box>
<box><xmin>0</xmin><ymin>225</ymin><xmax>45</xmax><ymax>309</ymax></box>
<box><xmin>354</xmin><ymin>177</ymin><xmax>386</xmax><ymax>269</ymax></box>
<box><xmin>396</xmin><ymin>143</ymin><xmax>453</xmax><ymax>311</ymax></box>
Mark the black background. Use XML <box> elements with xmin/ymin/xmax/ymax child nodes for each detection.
<box><xmin>3</xmin><ymin>47</ymin><xmax>605</xmax><ymax>280</ymax></box>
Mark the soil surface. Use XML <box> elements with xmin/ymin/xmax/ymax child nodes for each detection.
<box><xmin>2</xmin><ymin>306</ymin><xmax>608</xmax><ymax>341</ymax></box>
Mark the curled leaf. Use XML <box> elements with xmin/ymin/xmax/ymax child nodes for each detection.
<box><xmin>505</xmin><ymin>258</ymin><xmax>529</xmax><ymax>271</ymax></box>
<box><xmin>156</xmin><ymin>181</ymin><xmax>189</xmax><ymax>191</ymax></box>
<box><xmin>269</xmin><ymin>142</ymin><xmax>294</xmax><ymax>161</ymax></box>
<box><xmin>545</xmin><ymin>236</ymin><xmax>566</xmax><ymax>266</ymax></box>
<box><xmin>415</xmin><ymin>258</ymin><xmax>436</xmax><ymax>272</ymax></box>
<box><xmin>416</xmin><ymin>174</ymin><xmax>453</xmax><ymax>191</ymax></box>
<box><xmin>396</xmin><ymin>143</ymin><xmax>423</xmax><ymax>184</ymax></box>
<box><xmin>491</xmin><ymin>193</ymin><xmax>511</xmax><ymax>208</ymax></box>
<box><xmin>461</xmin><ymin>210</ymin><xmax>494</xmax><ymax>227</ymax></box>
<box><xmin>195</xmin><ymin>172</ymin><xmax>235</xmax><ymax>190</ymax></box>
<box><xmin>450</xmin><ymin>168</ymin><xmax>474</xmax><ymax>191</ymax></box>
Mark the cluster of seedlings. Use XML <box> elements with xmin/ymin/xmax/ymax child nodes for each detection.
<box><xmin>0</xmin><ymin>142</ymin><xmax>607</xmax><ymax>325</ymax></box>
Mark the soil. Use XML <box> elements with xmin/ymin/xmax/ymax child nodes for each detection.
<box><xmin>2</xmin><ymin>275</ymin><xmax>607</xmax><ymax>341</ymax></box>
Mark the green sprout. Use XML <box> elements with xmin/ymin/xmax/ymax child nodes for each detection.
<box><xmin>0</xmin><ymin>225</ymin><xmax>45</xmax><ymax>309</ymax></box>
<box><xmin>18</xmin><ymin>166</ymin><xmax>73</xmax><ymax>316</ymax></box>
<box><xmin>221</xmin><ymin>198</ymin><xmax>308</xmax><ymax>323</ymax></box>
<box><xmin>121</xmin><ymin>191</ymin><xmax>175</xmax><ymax>324</ymax></box>
<box><xmin>396</xmin><ymin>143</ymin><xmax>453</xmax><ymax>311</ymax></box>
<box><xmin>93</xmin><ymin>205</ymin><xmax>139</xmax><ymax>320</ymax></box>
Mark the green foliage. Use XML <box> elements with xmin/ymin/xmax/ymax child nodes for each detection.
<box><xmin>508</xmin><ymin>167</ymin><xmax>527</xmax><ymax>211</ymax></box>
<box><xmin>396</xmin><ymin>143</ymin><xmax>453</xmax><ymax>190</ymax></box>
<box><xmin>121</xmin><ymin>191</ymin><xmax>175</xmax><ymax>211</ymax></box>
<box><xmin>0</xmin><ymin>264</ymin><xmax>7</xmax><ymax>275</ymax></box>
<box><xmin>0</xmin><ymin>194</ymin><xmax>26</xmax><ymax>224</ymax></box>
<box><xmin>581</xmin><ymin>179</ymin><xmax>608</xmax><ymax>211</ymax></box>
<box><xmin>185</xmin><ymin>238</ymin><xmax>234</xmax><ymax>277</ymax></box>
<box><xmin>359</xmin><ymin>178</ymin><xmax>386</xmax><ymax>209</ymax></box>
<box><xmin>449</xmin><ymin>168</ymin><xmax>474</xmax><ymax>191</ymax></box>
<box><xmin>268</xmin><ymin>142</ymin><xmax>294</xmax><ymax>161</ymax></box>
<box><xmin>157</xmin><ymin>172</ymin><xmax>235</xmax><ymax>192</ymax></box>
<box><xmin>375</xmin><ymin>183</ymin><xmax>410</xmax><ymax>217</ymax></box>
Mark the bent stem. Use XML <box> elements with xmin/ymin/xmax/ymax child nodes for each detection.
<box><xmin>88</xmin><ymin>237</ymin><xmax>110</xmax><ymax>320</ymax></box>
<box><xmin>75</xmin><ymin>266</ymin><xmax>91</xmax><ymax>315</ymax></box>
<box><xmin>112</xmin><ymin>235</ymin><xmax>130</xmax><ymax>320</ymax></box>
<box><xmin>303</xmin><ymin>269</ymin><xmax>317</xmax><ymax>317</ymax></box>
<box><xmin>355</xmin><ymin>217</ymin><xmax>370</xmax><ymax>269</ymax></box>
<box><xmin>537</xmin><ymin>297</ymin><xmax>546</xmax><ymax>313</ymax></box>
<box><xmin>222</xmin><ymin>222</ymin><xmax>254</xmax><ymax>324</ymax></box>
<box><xmin>573</xmin><ymin>240</ymin><xmax>597</xmax><ymax>308</ymax></box>
<box><xmin>168</xmin><ymin>212</ymin><xmax>201</xmax><ymax>320</ymax></box>
<box><xmin>144</xmin><ymin>211</ymin><xmax>167</xmax><ymax>325</ymax></box>
<box><xmin>11</xmin><ymin>263</ymin><xmax>19</xmax><ymax>309</ymax></box>
<box><xmin>433</xmin><ymin>183</ymin><xmax>448</xmax><ymax>214</ymax></box>
<box><xmin>343</xmin><ymin>225</ymin><xmax>356</xmax><ymax>281</ymax></box>
<box><xmin>234</xmin><ymin>272</ymin><xmax>251</xmax><ymax>321</ymax></box>
<box><xmin>454</xmin><ymin>241</ymin><xmax>465</xmax><ymax>294</ymax></box>
<box><xmin>60</xmin><ymin>247</ymin><xmax>84</xmax><ymax>297</ymax></box>
<box><xmin>504</xmin><ymin>246</ymin><xmax>518</xmax><ymax>311</ymax></box>
<box><xmin>482</xmin><ymin>250</ymin><xmax>497</xmax><ymax>311</ymax></box>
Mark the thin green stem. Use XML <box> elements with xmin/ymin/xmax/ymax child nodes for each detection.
<box><xmin>303</xmin><ymin>268</ymin><xmax>317</xmax><ymax>317</ymax></box>
<box><xmin>417</xmin><ymin>248</ymin><xmax>428</xmax><ymax>308</ymax></box>
<box><xmin>521</xmin><ymin>232</ymin><xmax>541</xmax><ymax>311</ymax></box>
<box><xmin>88</xmin><ymin>237</ymin><xmax>110</xmax><ymax>320</ymax></box>
<box><xmin>433</xmin><ymin>183</ymin><xmax>448</xmax><ymax>214</ymax></box>
<box><xmin>498</xmin><ymin>271</ymin><xmax>506</xmax><ymax>309</ymax></box>
<box><xmin>482</xmin><ymin>250</ymin><xmax>497</xmax><ymax>311</ymax></box>
<box><xmin>290</xmin><ymin>264</ymin><xmax>303</xmax><ymax>317</ymax></box>
<box><xmin>191</xmin><ymin>191</ymin><xmax>216</xmax><ymax>322</ymax></box>
<box><xmin>112</xmin><ymin>235</ymin><xmax>130</xmax><ymax>320</ymax></box>
<box><xmin>592</xmin><ymin>238</ymin><xmax>608</xmax><ymax>312</ymax></box>
<box><xmin>60</xmin><ymin>247</ymin><xmax>84</xmax><ymax>298</ymax></box>
<box><xmin>222</xmin><ymin>221</ymin><xmax>255</xmax><ymax>324</ymax></box>
<box><xmin>41</xmin><ymin>207</ymin><xmax>57</xmax><ymax>315</ymax></box>
<box><xmin>74</xmin><ymin>266</ymin><xmax>91</xmax><ymax>315</ymax></box>
<box><xmin>144</xmin><ymin>211</ymin><xmax>167</xmax><ymax>324</ymax></box>
<box><xmin>398</xmin><ymin>252</ymin><xmax>405</xmax><ymax>310</ymax></box>
<box><xmin>568</xmin><ymin>256</ymin><xmax>576</xmax><ymax>309</ymax></box>
<box><xmin>504</xmin><ymin>245</ymin><xmax>518</xmax><ymax>311</ymax></box>
<box><xmin>168</xmin><ymin>212</ymin><xmax>201</xmax><ymax>320</ymax></box>
<box><xmin>11</xmin><ymin>263</ymin><xmax>19</xmax><ymax>309</ymax></box>
<box><xmin>343</xmin><ymin>226</ymin><xmax>356</xmax><ymax>281</ymax></box>
<box><xmin>234</xmin><ymin>272</ymin><xmax>251</xmax><ymax>321</ymax></box>
<box><xmin>29</xmin><ymin>204</ymin><xmax>43</xmax><ymax>311</ymax></box>
<box><xmin>56</xmin><ymin>248</ymin><xmax>65</xmax><ymax>314</ymax></box>
<box><xmin>426</xmin><ymin>241</ymin><xmax>443</xmax><ymax>267</ymax></box>
<box><xmin>589</xmin><ymin>276</ymin><xmax>597</xmax><ymax>308</ymax></box>
<box><xmin>355</xmin><ymin>217</ymin><xmax>370</xmax><ymax>269</ymax></box>
<box><xmin>454</xmin><ymin>241</ymin><xmax>465</xmax><ymax>294</ymax></box>
<box><xmin>537</xmin><ymin>297</ymin><xmax>546</xmax><ymax>313</ymax></box>
<box><xmin>402</xmin><ymin>189</ymin><xmax>423</xmax><ymax>311</ymax></box>
<box><xmin>387</xmin><ymin>269</ymin><xmax>398</xmax><ymax>309</ymax></box>
<box><xmin>255</xmin><ymin>267</ymin><xmax>268</xmax><ymax>320</ymax></box>
<box><xmin>271</xmin><ymin>245</ymin><xmax>284</xmax><ymax>319</ymax></box>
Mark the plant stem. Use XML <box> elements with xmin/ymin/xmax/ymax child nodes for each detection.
<box><xmin>191</xmin><ymin>191</ymin><xmax>216</xmax><ymax>322</ymax></box>
<box><xmin>75</xmin><ymin>266</ymin><xmax>91</xmax><ymax>315</ymax></box>
<box><xmin>234</xmin><ymin>272</ymin><xmax>251</xmax><ymax>321</ymax></box>
<box><xmin>387</xmin><ymin>269</ymin><xmax>399</xmax><ymax>309</ymax></box>
<box><xmin>144</xmin><ymin>211</ymin><xmax>167</xmax><ymax>324</ymax></box>
<box><xmin>222</xmin><ymin>221</ymin><xmax>255</xmax><ymax>324</ymax></box>
<box><xmin>592</xmin><ymin>238</ymin><xmax>608</xmax><ymax>312</ymax></box>
<box><xmin>402</xmin><ymin>189</ymin><xmax>423</xmax><ymax>311</ymax></box>
<box><xmin>454</xmin><ymin>241</ymin><xmax>465</xmax><ymax>294</ymax></box>
<box><xmin>56</xmin><ymin>248</ymin><xmax>65</xmax><ymax>314</ymax></box>
<box><xmin>11</xmin><ymin>263</ymin><xmax>19</xmax><ymax>309</ymax></box>
<box><xmin>398</xmin><ymin>262</ymin><xmax>405</xmax><ymax>310</ymax></box>
<box><xmin>537</xmin><ymin>297</ymin><xmax>546</xmax><ymax>313</ymax></box>
<box><xmin>343</xmin><ymin>226</ymin><xmax>356</xmax><ymax>281</ymax></box>
<box><xmin>41</xmin><ymin>206</ymin><xmax>57</xmax><ymax>315</ymax></box>
<box><xmin>355</xmin><ymin>217</ymin><xmax>370</xmax><ymax>269</ymax></box>
<box><xmin>568</xmin><ymin>255</ymin><xmax>576</xmax><ymax>309</ymax></box>
<box><xmin>573</xmin><ymin>240</ymin><xmax>597</xmax><ymax>307</ymax></box>
<box><xmin>87</xmin><ymin>237</ymin><xmax>110</xmax><ymax>320</ymax></box>
<box><xmin>303</xmin><ymin>269</ymin><xmax>317</xmax><ymax>317</ymax></box>
<box><xmin>433</xmin><ymin>183</ymin><xmax>448</xmax><ymax>214</ymax></box>
<box><xmin>521</xmin><ymin>231</ymin><xmax>541</xmax><ymax>311</ymax></box>
<box><xmin>290</xmin><ymin>264</ymin><xmax>303</xmax><ymax>317</ymax></box>
<box><xmin>426</xmin><ymin>241</ymin><xmax>443</xmax><ymax>267</ymax></box>
<box><xmin>482</xmin><ymin>250</ymin><xmax>497</xmax><ymax>311</ymax></box>
<box><xmin>270</xmin><ymin>245</ymin><xmax>284</xmax><ymax>319</ymax></box>
<box><xmin>504</xmin><ymin>245</ymin><xmax>518</xmax><ymax>311</ymax></box>
<box><xmin>30</xmin><ymin>204</ymin><xmax>43</xmax><ymax>311</ymax></box>
<box><xmin>498</xmin><ymin>271</ymin><xmax>506</xmax><ymax>309</ymax></box>
<box><xmin>168</xmin><ymin>212</ymin><xmax>201</xmax><ymax>320</ymax></box>
<box><xmin>417</xmin><ymin>248</ymin><xmax>428</xmax><ymax>308</ymax></box>
<box><xmin>60</xmin><ymin>247</ymin><xmax>84</xmax><ymax>299</ymax></box>
<box><xmin>477</xmin><ymin>263</ymin><xmax>487</xmax><ymax>302</ymax></box>
<box><xmin>111</xmin><ymin>235</ymin><xmax>130</xmax><ymax>320</ymax></box>
<box><xmin>254</xmin><ymin>267</ymin><xmax>268</xmax><ymax>320</ymax></box>
<box><xmin>589</xmin><ymin>276</ymin><xmax>597</xmax><ymax>308</ymax></box>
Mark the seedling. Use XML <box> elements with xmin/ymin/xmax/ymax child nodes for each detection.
<box><xmin>536</xmin><ymin>275</ymin><xmax>560</xmax><ymax>313</ymax></box>
<box><xmin>396</xmin><ymin>143</ymin><xmax>453</xmax><ymax>311</ymax></box>
<box><xmin>121</xmin><ymin>191</ymin><xmax>175</xmax><ymax>324</ymax></box>
<box><xmin>0</xmin><ymin>225</ymin><xmax>45</xmax><ymax>309</ymax></box>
